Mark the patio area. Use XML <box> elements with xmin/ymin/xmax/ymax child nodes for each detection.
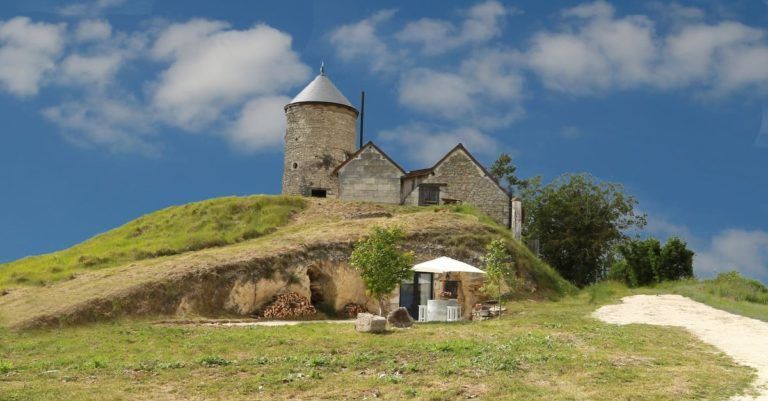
<box><xmin>397</xmin><ymin>256</ymin><xmax>487</xmax><ymax>322</ymax></box>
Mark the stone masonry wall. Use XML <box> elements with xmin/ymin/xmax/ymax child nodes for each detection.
<box><xmin>406</xmin><ymin>150</ymin><xmax>510</xmax><ymax>227</ymax></box>
<box><xmin>282</xmin><ymin>103</ymin><xmax>358</xmax><ymax>197</ymax></box>
<box><xmin>337</xmin><ymin>146</ymin><xmax>402</xmax><ymax>204</ymax></box>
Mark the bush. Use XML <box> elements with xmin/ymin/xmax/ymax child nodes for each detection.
<box><xmin>614</xmin><ymin>236</ymin><xmax>694</xmax><ymax>287</ymax></box>
<box><xmin>708</xmin><ymin>272</ymin><xmax>768</xmax><ymax>304</ymax></box>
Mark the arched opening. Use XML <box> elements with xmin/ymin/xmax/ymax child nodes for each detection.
<box><xmin>306</xmin><ymin>265</ymin><xmax>337</xmax><ymax>316</ymax></box>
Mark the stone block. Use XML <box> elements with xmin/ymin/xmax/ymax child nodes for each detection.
<box><xmin>355</xmin><ymin>313</ymin><xmax>387</xmax><ymax>333</ymax></box>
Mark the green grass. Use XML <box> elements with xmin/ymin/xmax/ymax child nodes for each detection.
<box><xmin>651</xmin><ymin>272</ymin><xmax>768</xmax><ymax>322</ymax></box>
<box><xmin>0</xmin><ymin>294</ymin><xmax>754</xmax><ymax>400</ymax></box>
<box><xmin>0</xmin><ymin>195</ymin><xmax>306</xmax><ymax>290</ymax></box>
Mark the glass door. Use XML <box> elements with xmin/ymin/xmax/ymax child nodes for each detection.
<box><xmin>399</xmin><ymin>273</ymin><xmax>434</xmax><ymax>319</ymax></box>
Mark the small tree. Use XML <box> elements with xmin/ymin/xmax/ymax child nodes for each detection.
<box><xmin>350</xmin><ymin>225</ymin><xmax>414</xmax><ymax>316</ymax></box>
<box><xmin>489</xmin><ymin>154</ymin><xmax>528</xmax><ymax>195</ymax></box>
<box><xmin>613</xmin><ymin>236</ymin><xmax>695</xmax><ymax>287</ymax></box>
<box><xmin>659</xmin><ymin>237</ymin><xmax>694</xmax><ymax>281</ymax></box>
<box><xmin>481</xmin><ymin>239</ymin><xmax>515</xmax><ymax>316</ymax></box>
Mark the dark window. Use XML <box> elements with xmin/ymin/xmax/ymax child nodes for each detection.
<box><xmin>292</xmin><ymin>162</ymin><xmax>298</xmax><ymax>169</ymax></box>
<box><xmin>419</xmin><ymin>185</ymin><xmax>440</xmax><ymax>206</ymax></box>
<box><xmin>310</xmin><ymin>189</ymin><xmax>327</xmax><ymax>198</ymax></box>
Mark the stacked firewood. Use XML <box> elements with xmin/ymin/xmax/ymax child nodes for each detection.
<box><xmin>260</xmin><ymin>292</ymin><xmax>317</xmax><ymax>319</ymax></box>
<box><xmin>342</xmin><ymin>303</ymin><xmax>369</xmax><ymax>318</ymax></box>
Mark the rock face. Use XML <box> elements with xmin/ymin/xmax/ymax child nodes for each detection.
<box><xmin>387</xmin><ymin>307</ymin><xmax>414</xmax><ymax>328</ymax></box>
<box><xmin>355</xmin><ymin>313</ymin><xmax>387</xmax><ymax>333</ymax></box>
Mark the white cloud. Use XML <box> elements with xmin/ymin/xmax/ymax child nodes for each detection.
<box><xmin>227</xmin><ymin>96</ymin><xmax>289</xmax><ymax>152</ymax></box>
<box><xmin>74</xmin><ymin>19</ymin><xmax>112</xmax><ymax>42</ymax></box>
<box><xmin>526</xmin><ymin>2</ymin><xmax>768</xmax><ymax>94</ymax></box>
<box><xmin>378</xmin><ymin>124</ymin><xmax>499</xmax><ymax>164</ymax></box>
<box><xmin>398</xmin><ymin>48</ymin><xmax>525</xmax><ymax>127</ymax></box>
<box><xmin>396</xmin><ymin>0</ymin><xmax>512</xmax><ymax>55</ymax></box>
<box><xmin>42</xmin><ymin>94</ymin><xmax>157</xmax><ymax>156</ymax></box>
<box><xmin>151</xmin><ymin>20</ymin><xmax>310</xmax><ymax>129</ymax></box>
<box><xmin>644</xmin><ymin>214</ymin><xmax>695</xmax><ymax>241</ymax></box>
<box><xmin>59</xmin><ymin>52</ymin><xmax>122</xmax><ymax>87</ymax></box>
<box><xmin>150</xmin><ymin>19</ymin><xmax>229</xmax><ymax>60</ymax></box>
<box><xmin>399</xmin><ymin>69</ymin><xmax>473</xmax><ymax>117</ymax></box>
<box><xmin>527</xmin><ymin>4</ymin><xmax>656</xmax><ymax>93</ymax></box>
<box><xmin>329</xmin><ymin>10</ymin><xmax>398</xmax><ymax>73</ymax></box>
<box><xmin>695</xmin><ymin>229</ymin><xmax>768</xmax><ymax>282</ymax></box>
<box><xmin>0</xmin><ymin>17</ymin><xmax>65</xmax><ymax>97</ymax></box>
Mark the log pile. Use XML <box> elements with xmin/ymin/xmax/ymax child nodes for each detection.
<box><xmin>342</xmin><ymin>303</ymin><xmax>369</xmax><ymax>318</ymax></box>
<box><xmin>260</xmin><ymin>292</ymin><xmax>317</xmax><ymax>319</ymax></box>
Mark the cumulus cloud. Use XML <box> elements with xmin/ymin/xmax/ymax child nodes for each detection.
<box><xmin>695</xmin><ymin>229</ymin><xmax>768</xmax><ymax>282</ymax></box>
<box><xmin>396</xmin><ymin>0</ymin><xmax>513</xmax><ymax>55</ymax></box>
<box><xmin>378</xmin><ymin>124</ymin><xmax>499</xmax><ymax>164</ymax></box>
<box><xmin>151</xmin><ymin>20</ymin><xmax>310</xmax><ymax>129</ymax></box>
<box><xmin>528</xmin><ymin>2</ymin><xmax>656</xmax><ymax>93</ymax></box>
<box><xmin>329</xmin><ymin>10</ymin><xmax>398</xmax><ymax>73</ymax></box>
<box><xmin>42</xmin><ymin>94</ymin><xmax>157</xmax><ymax>156</ymax></box>
<box><xmin>59</xmin><ymin>52</ymin><xmax>122</xmax><ymax>87</ymax></box>
<box><xmin>0</xmin><ymin>17</ymin><xmax>65</xmax><ymax>97</ymax></box>
<box><xmin>227</xmin><ymin>96</ymin><xmax>290</xmax><ymax>152</ymax></box>
<box><xmin>526</xmin><ymin>1</ymin><xmax>768</xmax><ymax>94</ymax></box>
<box><xmin>398</xmin><ymin>48</ymin><xmax>524</xmax><ymax>127</ymax></box>
<box><xmin>74</xmin><ymin>19</ymin><xmax>112</xmax><ymax>42</ymax></box>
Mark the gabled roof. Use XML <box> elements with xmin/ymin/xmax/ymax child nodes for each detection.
<box><xmin>287</xmin><ymin>67</ymin><xmax>357</xmax><ymax>113</ymax></box>
<box><xmin>332</xmin><ymin>141</ymin><xmax>406</xmax><ymax>175</ymax></box>
<box><xmin>405</xmin><ymin>144</ymin><xmax>511</xmax><ymax>197</ymax></box>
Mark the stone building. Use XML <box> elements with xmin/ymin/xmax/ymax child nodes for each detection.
<box><xmin>282</xmin><ymin>66</ymin><xmax>523</xmax><ymax>237</ymax></box>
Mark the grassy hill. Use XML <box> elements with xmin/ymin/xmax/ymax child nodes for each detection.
<box><xmin>0</xmin><ymin>196</ymin><xmax>574</xmax><ymax>329</ymax></box>
<box><xmin>0</xmin><ymin>196</ymin><xmax>306</xmax><ymax>289</ymax></box>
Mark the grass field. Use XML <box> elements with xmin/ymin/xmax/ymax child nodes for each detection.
<box><xmin>0</xmin><ymin>292</ymin><xmax>755</xmax><ymax>401</ymax></box>
<box><xmin>0</xmin><ymin>196</ymin><xmax>306</xmax><ymax>290</ymax></box>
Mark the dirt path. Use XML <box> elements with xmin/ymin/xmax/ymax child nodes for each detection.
<box><xmin>201</xmin><ymin>320</ymin><xmax>354</xmax><ymax>327</ymax></box>
<box><xmin>594</xmin><ymin>294</ymin><xmax>768</xmax><ymax>401</ymax></box>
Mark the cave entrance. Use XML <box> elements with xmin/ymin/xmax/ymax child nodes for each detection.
<box><xmin>307</xmin><ymin>268</ymin><xmax>324</xmax><ymax>306</ymax></box>
<box><xmin>307</xmin><ymin>265</ymin><xmax>336</xmax><ymax>316</ymax></box>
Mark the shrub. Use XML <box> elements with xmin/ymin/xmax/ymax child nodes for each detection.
<box><xmin>199</xmin><ymin>355</ymin><xmax>233</xmax><ymax>367</ymax></box>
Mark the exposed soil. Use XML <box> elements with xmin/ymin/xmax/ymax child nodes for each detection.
<box><xmin>0</xmin><ymin>199</ymin><xmax>522</xmax><ymax>330</ymax></box>
<box><xmin>594</xmin><ymin>294</ymin><xmax>768</xmax><ymax>401</ymax></box>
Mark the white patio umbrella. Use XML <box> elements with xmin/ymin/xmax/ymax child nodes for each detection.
<box><xmin>412</xmin><ymin>256</ymin><xmax>487</xmax><ymax>274</ymax></box>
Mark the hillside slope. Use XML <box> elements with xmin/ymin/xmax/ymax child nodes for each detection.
<box><xmin>0</xmin><ymin>197</ymin><xmax>573</xmax><ymax>330</ymax></box>
<box><xmin>0</xmin><ymin>196</ymin><xmax>306</xmax><ymax>289</ymax></box>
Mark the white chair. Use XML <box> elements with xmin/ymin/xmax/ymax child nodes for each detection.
<box><xmin>446</xmin><ymin>306</ymin><xmax>461</xmax><ymax>322</ymax></box>
<box><xmin>418</xmin><ymin>305</ymin><xmax>427</xmax><ymax>322</ymax></box>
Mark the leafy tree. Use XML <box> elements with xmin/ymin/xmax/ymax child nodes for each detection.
<box><xmin>481</xmin><ymin>238</ymin><xmax>516</xmax><ymax>316</ymax></box>
<box><xmin>521</xmin><ymin>174</ymin><xmax>646</xmax><ymax>287</ymax></box>
<box><xmin>350</xmin><ymin>225</ymin><xmax>414</xmax><ymax>315</ymax></box>
<box><xmin>616</xmin><ymin>238</ymin><xmax>661</xmax><ymax>287</ymax></box>
<box><xmin>489</xmin><ymin>154</ymin><xmax>528</xmax><ymax>195</ymax></box>
<box><xmin>613</xmin><ymin>236</ymin><xmax>695</xmax><ymax>287</ymax></box>
<box><xmin>659</xmin><ymin>237</ymin><xmax>694</xmax><ymax>281</ymax></box>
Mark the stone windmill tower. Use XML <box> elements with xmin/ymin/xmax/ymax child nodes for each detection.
<box><xmin>282</xmin><ymin>64</ymin><xmax>359</xmax><ymax>198</ymax></box>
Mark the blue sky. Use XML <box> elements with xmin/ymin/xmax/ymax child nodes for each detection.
<box><xmin>1</xmin><ymin>0</ymin><xmax>767</xmax><ymax>282</ymax></box>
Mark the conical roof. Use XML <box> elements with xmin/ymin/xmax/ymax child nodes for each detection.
<box><xmin>288</xmin><ymin>65</ymin><xmax>356</xmax><ymax>112</ymax></box>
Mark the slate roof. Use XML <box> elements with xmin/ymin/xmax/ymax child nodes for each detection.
<box><xmin>287</xmin><ymin>67</ymin><xmax>357</xmax><ymax>112</ymax></box>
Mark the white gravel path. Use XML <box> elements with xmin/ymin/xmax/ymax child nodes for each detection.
<box><xmin>594</xmin><ymin>294</ymin><xmax>768</xmax><ymax>401</ymax></box>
